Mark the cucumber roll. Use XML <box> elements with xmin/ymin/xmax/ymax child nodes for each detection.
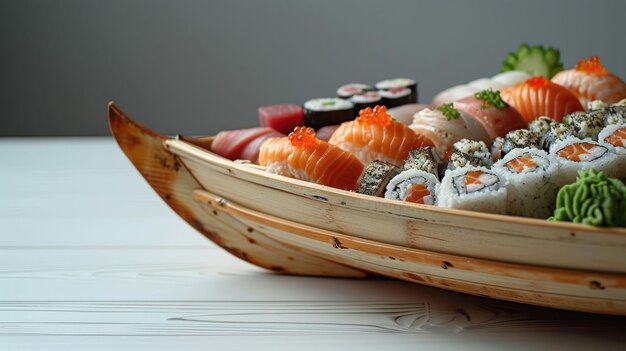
<box><xmin>350</xmin><ymin>91</ymin><xmax>382</xmax><ymax>114</ymax></box>
<box><xmin>375</xmin><ymin>78</ymin><xmax>418</xmax><ymax>104</ymax></box>
<box><xmin>438</xmin><ymin>166</ymin><xmax>508</xmax><ymax>214</ymax></box>
<box><xmin>549</xmin><ymin>137</ymin><xmax>621</xmax><ymax>186</ymax></box>
<box><xmin>337</xmin><ymin>83</ymin><xmax>373</xmax><ymax>99</ymax></box>
<box><xmin>303</xmin><ymin>98</ymin><xmax>354</xmax><ymax>130</ymax></box>
<box><xmin>385</xmin><ymin>169</ymin><xmax>439</xmax><ymax>205</ymax></box>
<box><xmin>379</xmin><ymin>87</ymin><xmax>412</xmax><ymax>108</ymax></box>
<box><xmin>492</xmin><ymin>148</ymin><xmax>559</xmax><ymax>218</ymax></box>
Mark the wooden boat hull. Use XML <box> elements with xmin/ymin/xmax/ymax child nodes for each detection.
<box><xmin>108</xmin><ymin>102</ymin><xmax>626</xmax><ymax>315</ymax></box>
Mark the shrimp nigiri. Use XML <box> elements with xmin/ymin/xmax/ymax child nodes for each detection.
<box><xmin>500</xmin><ymin>76</ymin><xmax>584</xmax><ymax>123</ymax></box>
<box><xmin>551</xmin><ymin>56</ymin><xmax>626</xmax><ymax>107</ymax></box>
<box><xmin>259</xmin><ymin>127</ymin><xmax>364</xmax><ymax>191</ymax></box>
<box><xmin>328</xmin><ymin>105</ymin><xmax>434</xmax><ymax>166</ymax></box>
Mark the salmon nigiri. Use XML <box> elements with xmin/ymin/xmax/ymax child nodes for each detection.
<box><xmin>328</xmin><ymin>105</ymin><xmax>434</xmax><ymax>166</ymax></box>
<box><xmin>552</xmin><ymin>56</ymin><xmax>626</xmax><ymax>107</ymax></box>
<box><xmin>259</xmin><ymin>127</ymin><xmax>365</xmax><ymax>191</ymax></box>
<box><xmin>500</xmin><ymin>76</ymin><xmax>584</xmax><ymax>123</ymax></box>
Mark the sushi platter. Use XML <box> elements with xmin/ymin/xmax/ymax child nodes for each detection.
<box><xmin>109</xmin><ymin>45</ymin><xmax>626</xmax><ymax>315</ymax></box>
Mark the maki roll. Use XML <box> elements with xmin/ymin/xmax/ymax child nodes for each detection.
<box><xmin>550</xmin><ymin>137</ymin><xmax>621</xmax><ymax>186</ymax></box>
<box><xmin>402</xmin><ymin>147</ymin><xmax>443</xmax><ymax>179</ymax></box>
<box><xmin>541</xmin><ymin>123</ymin><xmax>576</xmax><ymax>152</ymax></box>
<box><xmin>350</xmin><ymin>91</ymin><xmax>382</xmax><ymax>114</ymax></box>
<box><xmin>528</xmin><ymin>116</ymin><xmax>556</xmax><ymax>136</ymax></box>
<box><xmin>303</xmin><ymin>98</ymin><xmax>354</xmax><ymax>130</ymax></box>
<box><xmin>357</xmin><ymin>160</ymin><xmax>400</xmax><ymax>197</ymax></box>
<box><xmin>379</xmin><ymin>87</ymin><xmax>413</xmax><ymax>108</ymax></box>
<box><xmin>447</xmin><ymin>139</ymin><xmax>492</xmax><ymax>171</ymax></box>
<box><xmin>598</xmin><ymin>124</ymin><xmax>626</xmax><ymax>179</ymax></box>
<box><xmin>491</xmin><ymin>137</ymin><xmax>505</xmax><ymax>162</ymax></box>
<box><xmin>337</xmin><ymin>83</ymin><xmax>373</xmax><ymax>99</ymax></box>
<box><xmin>502</xmin><ymin>129</ymin><xmax>542</xmax><ymax>156</ymax></box>
<box><xmin>599</xmin><ymin>124</ymin><xmax>626</xmax><ymax>154</ymax></box>
<box><xmin>438</xmin><ymin>166</ymin><xmax>508</xmax><ymax>214</ymax></box>
<box><xmin>376</xmin><ymin>78</ymin><xmax>418</xmax><ymax>104</ymax></box>
<box><xmin>492</xmin><ymin>148</ymin><xmax>559</xmax><ymax>218</ymax></box>
<box><xmin>563</xmin><ymin>111</ymin><xmax>605</xmax><ymax>140</ymax></box>
<box><xmin>385</xmin><ymin>169</ymin><xmax>439</xmax><ymax>205</ymax></box>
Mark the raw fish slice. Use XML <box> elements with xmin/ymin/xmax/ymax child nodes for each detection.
<box><xmin>604</xmin><ymin>127</ymin><xmax>626</xmax><ymax>147</ymax></box>
<box><xmin>329</xmin><ymin>105</ymin><xmax>434</xmax><ymax>166</ymax></box>
<box><xmin>258</xmin><ymin>137</ymin><xmax>293</xmax><ymax>177</ymax></box>
<box><xmin>453</xmin><ymin>96</ymin><xmax>527</xmax><ymax>142</ymax></box>
<box><xmin>258</xmin><ymin>104</ymin><xmax>304</xmax><ymax>134</ymax></box>
<box><xmin>557</xmin><ymin>142</ymin><xmax>607</xmax><ymax>162</ymax></box>
<box><xmin>491</xmin><ymin>71</ymin><xmax>532</xmax><ymax>86</ymax></box>
<box><xmin>431</xmin><ymin>85</ymin><xmax>479</xmax><ymax>106</ymax></box>
<box><xmin>552</xmin><ymin>56</ymin><xmax>626</xmax><ymax>107</ymax></box>
<box><xmin>316</xmin><ymin>125</ymin><xmax>340</xmax><ymax>141</ymax></box>
<box><xmin>467</xmin><ymin>78</ymin><xmax>505</xmax><ymax>91</ymax></box>
<box><xmin>501</xmin><ymin>77</ymin><xmax>584</xmax><ymax>123</ymax></box>
<box><xmin>239</xmin><ymin>130</ymin><xmax>285</xmax><ymax>163</ymax></box>
<box><xmin>387</xmin><ymin>104</ymin><xmax>431</xmax><ymax>125</ymax></box>
<box><xmin>287</xmin><ymin>127</ymin><xmax>364</xmax><ymax>190</ymax></box>
<box><xmin>212</xmin><ymin>127</ymin><xmax>278</xmax><ymax>161</ymax></box>
<box><xmin>409</xmin><ymin>108</ymin><xmax>474</xmax><ymax>158</ymax></box>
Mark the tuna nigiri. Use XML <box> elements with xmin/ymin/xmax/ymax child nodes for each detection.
<box><xmin>500</xmin><ymin>76</ymin><xmax>584</xmax><ymax>123</ymax></box>
<box><xmin>328</xmin><ymin>105</ymin><xmax>434</xmax><ymax>166</ymax></box>
<box><xmin>552</xmin><ymin>56</ymin><xmax>626</xmax><ymax>107</ymax></box>
<box><xmin>259</xmin><ymin>127</ymin><xmax>364</xmax><ymax>191</ymax></box>
<box><xmin>212</xmin><ymin>127</ymin><xmax>285</xmax><ymax>163</ymax></box>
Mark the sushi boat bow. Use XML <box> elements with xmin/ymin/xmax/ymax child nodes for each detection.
<box><xmin>108</xmin><ymin>102</ymin><xmax>626</xmax><ymax>315</ymax></box>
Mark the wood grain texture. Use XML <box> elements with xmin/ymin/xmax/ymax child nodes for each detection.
<box><xmin>109</xmin><ymin>103</ymin><xmax>626</xmax><ymax>315</ymax></box>
<box><xmin>108</xmin><ymin>102</ymin><xmax>366</xmax><ymax>278</ymax></box>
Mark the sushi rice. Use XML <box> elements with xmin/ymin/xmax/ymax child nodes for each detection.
<box><xmin>549</xmin><ymin>136</ymin><xmax>621</xmax><ymax>186</ymax></box>
<box><xmin>492</xmin><ymin>148</ymin><xmax>559</xmax><ymax>218</ymax></box>
<box><xmin>438</xmin><ymin>166</ymin><xmax>508</xmax><ymax>214</ymax></box>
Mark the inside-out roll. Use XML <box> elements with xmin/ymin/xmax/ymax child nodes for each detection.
<box><xmin>549</xmin><ymin>137</ymin><xmax>621</xmax><ymax>186</ymax></box>
<box><xmin>598</xmin><ymin>124</ymin><xmax>626</xmax><ymax>180</ymax></box>
<box><xmin>385</xmin><ymin>169</ymin><xmax>439</xmax><ymax>205</ymax></box>
<box><xmin>492</xmin><ymin>148</ymin><xmax>559</xmax><ymax>218</ymax></box>
<box><xmin>438</xmin><ymin>166</ymin><xmax>508</xmax><ymax>214</ymax></box>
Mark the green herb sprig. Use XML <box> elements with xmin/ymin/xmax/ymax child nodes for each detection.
<box><xmin>474</xmin><ymin>89</ymin><xmax>506</xmax><ymax>110</ymax></box>
<box><xmin>436</xmin><ymin>103</ymin><xmax>460</xmax><ymax>121</ymax></box>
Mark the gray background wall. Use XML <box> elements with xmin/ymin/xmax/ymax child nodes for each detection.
<box><xmin>1</xmin><ymin>0</ymin><xmax>625</xmax><ymax>136</ymax></box>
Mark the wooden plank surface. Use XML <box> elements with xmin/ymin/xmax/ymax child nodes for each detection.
<box><xmin>1</xmin><ymin>138</ymin><xmax>626</xmax><ymax>350</ymax></box>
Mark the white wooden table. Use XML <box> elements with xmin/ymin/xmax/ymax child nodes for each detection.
<box><xmin>1</xmin><ymin>137</ymin><xmax>625</xmax><ymax>350</ymax></box>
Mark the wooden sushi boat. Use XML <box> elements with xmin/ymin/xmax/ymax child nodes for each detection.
<box><xmin>108</xmin><ymin>102</ymin><xmax>626</xmax><ymax>315</ymax></box>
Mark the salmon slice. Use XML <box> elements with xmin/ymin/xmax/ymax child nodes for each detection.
<box><xmin>287</xmin><ymin>127</ymin><xmax>364</xmax><ymax>190</ymax></box>
<box><xmin>258</xmin><ymin>137</ymin><xmax>293</xmax><ymax>177</ymax></box>
<box><xmin>329</xmin><ymin>105</ymin><xmax>434</xmax><ymax>166</ymax></box>
<box><xmin>605</xmin><ymin>127</ymin><xmax>626</xmax><ymax>147</ymax></box>
<box><xmin>500</xmin><ymin>77</ymin><xmax>584</xmax><ymax>123</ymax></box>
<box><xmin>557</xmin><ymin>142</ymin><xmax>607</xmax><ymax>162</ymax></box>
<box><xmin>505</xmin><ymin>155</ymin><xmax>538</xmax><ymax>173</ymax></box>
<box><xmin>463</xmin><ymin>171</ymin><xmax>498</xmax><ymax>193</ymax></box>
<box><xmin>552</xmin><ymin>56</ymin><xmax>626</xmax><ymax>107</ymax></box>
<box><xmin>405</xmin><ymin>183</ymin><xmax>431</xmax><ymax>204</ymax></box>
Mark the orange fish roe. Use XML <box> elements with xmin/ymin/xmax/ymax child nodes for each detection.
<box><xmin>526</xmin><ymin>76</ymin><xmax>549</xmax><ymax>87</ymax></box>
<box><xmin>605</xmin><ymin>127</ymin><xmax>626</xmax><ymax>147</ymax></box>
<box><xmin>505</xmin><ymin>155</ymin><xmax>537</xmax><ymax>173</ymax></box>
<box><xmin>405</xmin><ymin>183</ymin><xmax>430</xmax><ymax>204</ymax></box>
<box><xmin>356</xmin><ymin>105</ymin><xmax>393</xmax><ymax>126</ymax></box>
<box><xmin>575</xmin><ymin>56</ymin><xmax>607</xmax><ymax>75</ymax></box>
<box><xmin>288</xmin><ymin>126</ymin><xmax>317</xmax><ymax>148</ymax></box>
